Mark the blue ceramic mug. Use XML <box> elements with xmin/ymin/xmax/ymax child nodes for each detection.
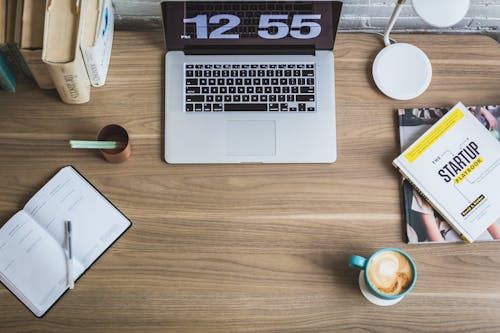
<box><xmin>349</xmin><ymin>248</ymin><xmax>417</xmax><ymax>301</ymax></box>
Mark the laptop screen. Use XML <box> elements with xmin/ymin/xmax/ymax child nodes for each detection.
<box><xmin>162</xmin><ymin>1</ymin><xmax>343</xmax><ymax>51</ymax></box>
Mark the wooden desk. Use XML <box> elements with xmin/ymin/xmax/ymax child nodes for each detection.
<box><xmin>0</xmin><ymin>32</ymin><xmax>499</xmax><ymax>332</ymax></box>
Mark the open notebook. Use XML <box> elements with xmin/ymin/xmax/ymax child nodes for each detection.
<box><xmin>0</xmin><ymin>166</ymin><xmax>131</xmax><ymax>317</ymax></box>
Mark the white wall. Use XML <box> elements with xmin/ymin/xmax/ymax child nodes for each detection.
<box><xmin>112</xmin><ymin>0</ymin><xmax>500</xmax><ymax>40</ymax></box>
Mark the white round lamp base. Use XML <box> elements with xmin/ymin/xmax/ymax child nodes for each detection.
<box><xmin>372</xmin><ymin>43</ymin><xmax>432</xmax><ymax>100</ymax></box>
<box><xmin>358</xmin><ymin>272</ymin><xmax>403</xmax><ymax>306</ymax></box>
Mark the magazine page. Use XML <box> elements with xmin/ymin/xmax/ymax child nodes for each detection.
<box><xmin>398</xmin><ymin>105</ymin><xmax>500</xmax><ymax>243</ymax></box>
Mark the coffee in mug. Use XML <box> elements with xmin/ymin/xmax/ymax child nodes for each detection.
<box><xmin>349</xmin><ymin>248</ymin><xmax>417</xmax><ymax>306</ymax></box>
<box><xmin>366</xmin><ymin>250</ymin><xmax>413</xmax><ymax>296</ymax></box>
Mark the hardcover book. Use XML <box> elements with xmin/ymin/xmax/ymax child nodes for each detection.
<box><xmin>20</xmin><ymin>0</ymin><xmax>54</xmax><ymax>89</ymax></box>
<box><xmin>42</xmin><ymin>0</ymin><xmax>91</xmax><ymax>104</ymax></box>
<box><xmin>0</xmin><ymin>166</ymin><xmax>131</xmax><ymax>317</ymax></box>
<box><xmin>394</xmin><ymin>102</ymin><xmax>500</xmax><ymax>243</ymax></box>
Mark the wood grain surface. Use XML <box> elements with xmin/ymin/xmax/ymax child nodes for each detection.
<box><xmin>0</xmin><ymin>31</ymin><xmax>499</xmax><ymax>333</ymax></box>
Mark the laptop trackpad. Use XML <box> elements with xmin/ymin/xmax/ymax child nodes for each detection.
<box><xmin>226</xmin><ymin>120</ymin><xmax>276</xmax><ymax>156</ymax></box>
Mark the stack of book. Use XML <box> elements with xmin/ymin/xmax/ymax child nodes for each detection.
<box><xmin>0</xmin><ymin>0</ymin><xmax>113</xmax><ymax>104</ymax></box>
<box><xmin>394</xmin><ymin>102</ymin><xmax>500</xmax><ymax>244</ymax></box>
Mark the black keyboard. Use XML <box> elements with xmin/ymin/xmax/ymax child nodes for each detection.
<box><xmin>184</xmin><ymin>63</ymin><xmax>316</xmax><ymax>112</ymax></box>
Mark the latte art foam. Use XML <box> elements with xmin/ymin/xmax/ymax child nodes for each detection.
<box><xmin>367</xmin><ymin>250</ymin><xmax>413</xmax><ymax>296</ymax></box>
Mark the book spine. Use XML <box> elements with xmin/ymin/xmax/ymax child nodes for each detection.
<box><xmin>43</xmin><ymin>0</ymin><xmax>91</xmax><ymax>104</ymax></box>
<box><xmin>81</xmin><ymin>0</ymin><xmax>113</xmax><ymax>87</ymax></box>
<box><xmin>20</xmin><ymin>49</ymin><xmax>54</xmax><ymax>89</ymax></box>
<box><xmin>401</xmin><ymin>180</ymin><xmax>414</xmax><ymax>243</ymax></box>
<box><xmin>81</xmin><ymin>48</ymin><xmax>102</xmax><ymax>87</ymax></box>
<box><xmin>393</xmin><ymin>163</ymin><xmax>473</xmax><ymax>243</ymax></box>
<box><xmin>0</xmin><ymin>51</ymin><xmax>16</xmax><ymax>92</ymax></box>
<box><xmin>45</xmin><ymin>52</ymin><xmax>91</xmax><ymax>104</ymax></box>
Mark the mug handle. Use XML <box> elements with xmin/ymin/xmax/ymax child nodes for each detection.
<box><xmin>349</xmin><ymin>255</ymin><xmax>367</xmax><ymax>269</ymax></box>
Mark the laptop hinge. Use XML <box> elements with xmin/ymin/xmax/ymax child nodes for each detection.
<box><xmin>184</xmin><ymin>45</ymin><xmax>315</xmax><ymax>56</ymax></box>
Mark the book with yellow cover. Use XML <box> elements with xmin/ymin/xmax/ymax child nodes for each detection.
<box><xmin>42</xmin><ymin>0</ymin><xmax>90</xmax><ymax>104</ymax></box>
<box><xmin>393</xmin><ymin>102</ymin><xmax>500</xmax><ymax>243</ymax></box>
<box><xmin>398</xmin><ymin>105</ymin><xmax>500</xmax><ymax>243</ymax></box>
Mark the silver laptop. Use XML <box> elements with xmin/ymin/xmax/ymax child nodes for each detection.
<box><xmin>161</xmin><ymin>1</ymin><xmax>342</xmax><ymax>163</ymax></box>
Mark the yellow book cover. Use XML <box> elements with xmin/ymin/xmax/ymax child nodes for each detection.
<box><xmin>42</xmin><ymin>0</ymin><xmax>90</xmax><ymax>104</ymax></box>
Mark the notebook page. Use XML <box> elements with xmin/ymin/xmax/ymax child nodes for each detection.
<box><xmin>24</xmin><ymin>166</ymin><xmax>130</xmax><ymax>268</ymax></box>
<box><xmin>0</xmin><ymin>210</ymin><xmax>85</xmax><ymax>316</ymax></box>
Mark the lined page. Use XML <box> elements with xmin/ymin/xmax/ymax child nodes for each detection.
<box><xmin>24</xmin><ymin>166</ymin><xmax>130</xmax><ymax>268</ymax></box>
<box><xmin>0</xmin><ymin>210</ymin><xmax>84</xmax><ymax>316</ymax></box>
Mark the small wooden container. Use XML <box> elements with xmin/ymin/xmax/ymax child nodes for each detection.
<box><xmin>97</xmin><ymin>124</ymin><xmax>131</xmax><ymax>163</ymax></box>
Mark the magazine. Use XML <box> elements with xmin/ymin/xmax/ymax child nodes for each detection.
<box><xmin>398</xmin><ymin>104</ymin><xmax>500</xmax><ymax>243</ymax></box>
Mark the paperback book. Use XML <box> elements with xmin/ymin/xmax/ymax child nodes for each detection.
<box><xmin>81</xmin><ymin>0</ymin><xmax>114</xmax><ymax>87</ymax></box>
<box><xmin>395</xmin><ymin>102</ymin><xmax>500</xmax><ymax>243</ymax></box>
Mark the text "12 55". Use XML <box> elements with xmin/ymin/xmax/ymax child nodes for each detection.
<box><xmin>183</xmin><ymin>14</ymin><xmax>322</xmax><ymax>40</ymax></box>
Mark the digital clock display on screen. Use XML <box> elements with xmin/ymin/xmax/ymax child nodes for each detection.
<box><xmin>162</xmin><ymin>1</ymin><xmax>342</xmax><ymax>50</ymax></box>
